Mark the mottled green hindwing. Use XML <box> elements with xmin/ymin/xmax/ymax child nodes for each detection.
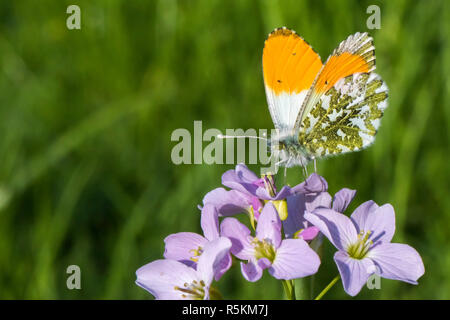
<box><xmin>298</xmin><ymin>72</ymin><xmax>388</xmax><ymax>158</ymax></box>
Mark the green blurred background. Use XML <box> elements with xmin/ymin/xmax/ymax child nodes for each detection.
<box><xmin>0</xmin><ymin>0</ymin><xmax>448</xmax><ymax>299</ymax></box>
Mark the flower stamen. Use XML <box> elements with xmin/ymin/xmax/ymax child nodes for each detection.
<box><xmin>262</xmin><ymin>174</ymin><xmax>277</xmax><ymax>197</ymax></box>
<box><xmin>347</xmin><ymin>230</ymin><xmax>373</xmax><ymax>259</ymax></box>
<box><xmin>174</xmin><ymin>280</ymin><xmax>206</xmax><ymax>299</ymax></box>
<box><xmin>252</xmin><ymin>238</ymin><xmax>276</xmax><ymax>262</ymax></box>
<box><xmin>189</xmin><ymin>246</ymin><xmax>204</xmax><ymax>262</ymax></box>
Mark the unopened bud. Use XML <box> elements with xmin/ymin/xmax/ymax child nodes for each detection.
<box><xmin>271</xmin><ymin>199</ymin><xmax>288</xmax><ymax>221</ymax></box>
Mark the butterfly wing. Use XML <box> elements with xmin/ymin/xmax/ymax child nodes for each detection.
<box><xmin>296</xmin><ymin>32</ymin><xmax>388</xmax><ymax>158</ymax></box>
<box><xmin>263</xmin><ymin>27</ymin><xmax>323</xmax><ymax>131</ymax></box>
<box><xmin>299</xmin><ymin>72</ymin><xmax>388</xmax><ymax>158</ymax></box>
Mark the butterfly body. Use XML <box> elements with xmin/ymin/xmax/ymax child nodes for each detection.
<box><xmin>269</xmin><ymin>128</ymin><xmax>311</xmax><ymax>168</ymax></box>
<box><xmin>263</xmin><ymin>27</ymin><xmax>388</xmax><ymax>169</ymax></box>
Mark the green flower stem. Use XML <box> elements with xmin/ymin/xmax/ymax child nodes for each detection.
<box><xmin>282</xmin><ymin>279</ymin><xmax>296</xmax><ymax>300</ymax></box>
<box><xmin>314</xmin><ymin>275</ymin><xmax>340</xmax><ymax>300</ymax></box>
<box><xmin>309</xmin><ymin>274</ymin><xmax>316</xmax><ymax>299</ymax></box>
<box><xmin>309</xmin><ymin>237</ymin><xmax>324</xmax><ymax>299</ymax></box>
<box><xmin>294</xmin><ymin>278</ymin><xmax>306</xmax><ymax>300</ymax></box>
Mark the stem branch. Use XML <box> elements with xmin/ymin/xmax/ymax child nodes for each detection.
<box><xmin>282</xmin><ymin>279</ymin><xmax>296</xmax><ymax>300</ymax></box>
<box><xmin>314</xmin><ymin>275</ymin><xmax>340</xmax><ymax>300</ymax></box>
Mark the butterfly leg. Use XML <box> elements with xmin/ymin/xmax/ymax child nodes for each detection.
<box><xmin>302</xmin><ymin>165</ymin><xmax>309</xmax><ymax>179</ymax></box>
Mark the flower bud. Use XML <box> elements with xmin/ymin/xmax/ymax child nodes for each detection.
<box><xmin>271</xmin><ymin>199</ymin><xmax>288</xmax><ymax>221</ymax></box>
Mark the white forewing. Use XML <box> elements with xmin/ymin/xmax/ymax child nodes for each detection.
<box><xmin>265</xmin><ymin>86</ymin><xmax>308</xmax><ymax>131</ymax></box>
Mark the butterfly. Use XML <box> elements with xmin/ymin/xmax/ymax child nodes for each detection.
<box><xmin>263</xmin><ymin>27</ymin><xmax>388</xmax><ymax>170</ymax></box>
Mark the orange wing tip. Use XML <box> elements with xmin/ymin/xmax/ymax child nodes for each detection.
<box><xmin>263</xmin><ymin>27</ymin><xmax>322</xmax><ymax>95</ymax></box>
<box><xmin>266</xmin><ymin>27</ymin><xmax>297</xmax><ymax>42</ymax></box>
<box><xmin>314</xmin><ymin>32</ymin><xmax>377</xmax><ymax>93</ymax></box>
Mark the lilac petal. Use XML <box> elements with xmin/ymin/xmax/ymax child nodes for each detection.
<box><xmin>305</xmin><ymin>192</ymin><xmax>332</xmax><ymax>212</ymax></box>
<box><xmin>241</xmin><ymin>260</ymin><xmax>263</xmax><ymax>282</ymax></box>
<box><xmin>252</xmin><ymin>186</ymin><xmax>271</xmax><ymax>200</ymax></box>
<box><xmin>246</xmin><ymin>182</ymin><xmax>293</xmax><ymax>201</ymax></box>
<box><xmin>221</xmin><ymin>164</ymin><xmax>293</xmax><ymax>201</ymax></box>
<box><xmin>298</xmin><ymin>226</ymin><xmax>320</xmax><ymax>241</ymax></box>
<box><xmin>201</xmin><ymin>204</ymin><xmax>219</xmax><ymax>241</ymax></box>
<box><xmin>256</xmin><ymin>203</ymin><xmax>282</xmax><ymax>248</ymax></box>
<box><xmin>203</xmin><ymin>188</ymin><xmax>253</xmax><ymax>216</ymax></box>
<box><xmin>222</xmin><ymin>164</ymin><xmax>260</xmax><ymax>196</ymax></box>
<box><xmin>135</xmin><ymin>259</ymin><xmax>199</xmax><ymax>300</ymax></box>
<box><xmin>283</xmin><ymin>194</ymin><xmax>307</xmax><ymax>238</ymax></box>
<box><xmin>334</xmin><ymin>251</ymin><xmax>374</xmax><ymax>296</ymax></box>
<box><xmin>332</xmin><ymin>188</ymin><xmax>357</xmax><ymax>213</ymax></box>
<box><xmin>164</xmin><ymin>232</ymin><xmax>208</xmax><ymax>268</ymax></box>
<box><xmin>351</xmin><ymin>203</ymin><xmax>395</xmax><ymax>243</ymax></box>
<box><xmin>283</xmin><ymin>191</ymin><xmax>331</xmax><ymax>239</ymax></box>
<box><xmin>291</xmin><ymin>173</ymin><xmax>328</xmax><ymax>194</ymax></box>
<box><xmin>252</xmin><ymin>177</ymin><xmax>266</xmax><ymax>188</ymax></box>
<box><xmin>214</xmin><ymin>252</ymin><xmax>233</xmax><ymax>281</ymax></box>
<box><xmin>350</xmin><ymin>200</ymin><xmax>379</xmax><ymax>230</ymax></box>
<box><xmin>269</xmin><ymin>239</ymin><xmax>320</xmax><ymax>280</ymax></box>
<box><xmin>368</xmin><ymin>243</ymin><xmax>425</xmax><ymax>284</ymax></box>
<box><xmin>250</xmin><ymin>196</ymin><xmax>263</xmax><ymax>213</ymax></box>
<box><xmin>235</xmin><ymin>163</ymin><xmax>260</xmax><ymax>181</ymax></box>
<box><xmin>304</xmin><ymin>208</ymin><xmax>358</xmax><ymax>250</ymax></box>
<box><xmin>220</xmin><ymin>217</ymin><xmax>255</xmax><ymax>260</ymax></box>
<box><xmin>257</xmin><ymin>257</ymin><xmax>272</xmax><ymax>270</ymax></box>
<box><xmin>261</xmin><ymin>186</ymin><xmax>292</xmax><ymax>201</ymax></box>
<box><xmin>197</xmin><ymin>237</ymin><xmax>232</xmax><ymax>286</ymax></box>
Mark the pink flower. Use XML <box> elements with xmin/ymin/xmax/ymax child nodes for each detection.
<box><xmin>136</xmin><ymin>237</ymin><xmax>231</xmax><ymax>300</ymax></box>
<box><xmin>305</xmin><ymin>201</ymin><xmax>425</xmax><ymax>296</ymax></box>
<box><xmin>163</xmin><ymin>204</ymin><xmax>231</xmax><ymax>280</ymax></box>
<box><xmin>221</xmin><ymin>202</ymin><xmax>320</xmax><ymax>282</ymax></box>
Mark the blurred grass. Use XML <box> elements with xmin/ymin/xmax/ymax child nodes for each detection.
<box><xmin>0</xmin><ymin>0</ymin><xmax>449</xmax><ymax>299</ymax></box>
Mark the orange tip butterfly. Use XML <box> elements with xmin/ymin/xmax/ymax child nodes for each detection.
<box><xmin>263</xmin><ymin>27</ymin><xmax>388</xmax><ymax>170</ymax></box>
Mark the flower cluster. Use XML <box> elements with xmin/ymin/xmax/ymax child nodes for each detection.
<box><xmin>136</xmin><ymin>164</ymin><xmax>425</xmax><ymax>299</ymax></box>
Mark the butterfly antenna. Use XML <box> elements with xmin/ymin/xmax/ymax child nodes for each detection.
<box><xmin>274</xmin><ymin>159</ymin><xmax>287</xmax><ymax>168</ymax></box>
<box><xmin>217</xmin><ymin>134</ymin><xmax>268</xmax><ymax>141</ymax></box>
